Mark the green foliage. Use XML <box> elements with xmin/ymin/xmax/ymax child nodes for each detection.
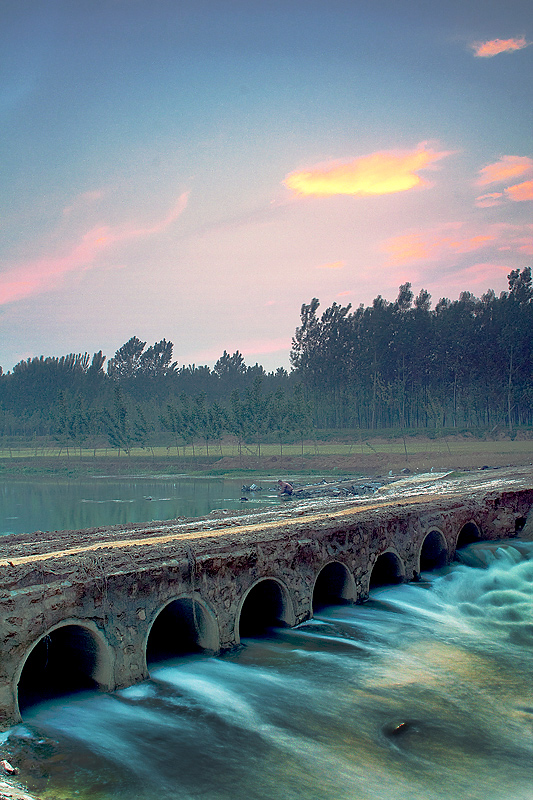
<box><xmin>101</xmin><ymin>387</ymin><xmax>150</xmax><ymax>455</ymax></box>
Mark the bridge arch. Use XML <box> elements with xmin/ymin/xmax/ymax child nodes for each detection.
<box><xmin>455</xmin><ymin>520</ymin><xmax>482</xmax><ymax>552</ymax></box>
<box><xmin>419</xmin><ymin>529</ymin><xmax>448</xmax><ymax>572</ymax></box>
<box><xmin>312</xmin><ymin>560</ymin><xmax>356</xmax><ymax>612</ymax></box>
<box><xmin>145</xmin><ymin>593</ymin><xmax>220</xmax><ymax>665</ymax></box>
<box><xmin>236</xmin><ymin>577</ymin><xmax>295</xmax><ymax>642</ymax></box>
<box><xmin>368</xmin><ymin>549</ymin><xmax>405</xmax><ymax>591</ymax></box>
<box><xmin>16</xmin><ymin>619</ymin><xmax>114</xmax><ymax>716</ymax></box>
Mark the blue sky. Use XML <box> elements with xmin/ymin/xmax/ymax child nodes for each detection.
<box><xmin>1</xmin><ymin>0</ymin><xmax>531</xmax><ymax>371</ymax></box>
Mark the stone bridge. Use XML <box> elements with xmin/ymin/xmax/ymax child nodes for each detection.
<box><xmin>1</xmin><ymin>467</ymin><xmax>532</xmax><ymax>729</ymax></box>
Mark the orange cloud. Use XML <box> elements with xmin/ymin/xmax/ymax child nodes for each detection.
<box><xmin>283</xmin><ymin>144</ymin><xmax>452</xmax><ymax>198</ymax></box>
<box><xmin>384</xmin><ymin>234</ymin><xmax>430</xmax><ymax>264</ymax></box>
<box><xmin>383</xmin><ymin>223</ymin><xmax>532</xmax><ymax>267</ymax></box>
<box><xmin>505</xmin><ymin>179</ymin><xmax>533</xmax><ymax>201</ymax></box>
<box><xmin>472</xmin><ymin>37</ymin><xmax>529</xmax><ymax>57</ymax></box>
<box><xmin>0</xmin><ymin>193</ymin><xmax>188</xmax><ymax>305</ymax></box>
<box><xmin>476</xmin><ymin>155</ymin><xmax>533</xmax><ymax>186</ymax></box>
<box><xmin>475</xmin><ymin>193</ymin><xmax>503</xmax><ymax>208</ymax></box>
<box><xmin>383</xmin><ymin>226</ymin><xmax>496</xmax><ymax>265</ymax></box>
<box><xmin>317</xmin><ymin>260</ymin><xmax>346</xmax><ymax>269</ymax></box>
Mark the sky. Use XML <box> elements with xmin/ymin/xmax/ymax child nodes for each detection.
<box><xmin>0</xmin><ymin>0</ymin><xmax>532</xmax><ymax>373</ymax></box>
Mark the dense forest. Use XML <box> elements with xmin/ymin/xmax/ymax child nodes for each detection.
<box><xmin>291</xmin><ymin>267</ymin><xmax>533</xmax><ymax>431</ymax></box>
<box><xmin>0</xmin><ymin>267</ymin><xmax>531</xmax><ymax>453</ymax></box>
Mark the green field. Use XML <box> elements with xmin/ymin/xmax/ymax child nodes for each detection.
<box><xmin>1</xmin><ymin>433</ymin><xmax>531</xmax><ymax>479</ymax></box>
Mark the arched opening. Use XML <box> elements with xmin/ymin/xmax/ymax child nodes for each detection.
<box><xmin>455</xmin><ymin>522</ymin><xmax>481</xmax><ymax>552</ymax></box>
<box><xmin>419</xmin><ymin>530</ymin><xmax>448</xmax><ymax>571</ymax></box>
<box><xmin>369</xmin><ymin>551</ymin><xmax>404</xmax><ymax>589</ymax></box>
<box><xmin>515</xmin><ymin>516</ymin><xmax>527</xmax><ymax>533</ymax></box>
<box><xmin>18</xmin><ymin>624</ymin><xmax>110</xmax><ymax>713</ymax></box>
<box><xmin>313</xmin><ymin>561</ymin><xmax>356</xmax><ymax>611</ymax></box>
<box><xmin>238</xmin><ymin>579</ymin><xmax>292</xmax><ymax>639</ymax></box>
<box><xmin>146</xmin><ymin>597</ymin><xmax>219</xmax><ymax>664</ymax></box>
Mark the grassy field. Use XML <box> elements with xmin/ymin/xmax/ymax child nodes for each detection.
<box><xmin>0</xmin><ymin>433</ymin><xmax>531</xmax><ymax>478</ymax></box>
<box><xmin>1</xmin><ymin>439</ymin><xmax>532</xmax><ymax>459</ymax></box>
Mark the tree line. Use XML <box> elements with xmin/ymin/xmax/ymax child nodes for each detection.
<box><xmin>0</xmin><ymin>342</ymin><xmax>308</xmax><ymax>455</ymax></box>
<box><xmin>0</xmin><ymin>267</ymin><xmax>531</xmax><ymax>454</ymax></box>
<box><xmin>291</xmin><ymin>267</ymin><xmax>533</xmax><ymax>432</ymax></box>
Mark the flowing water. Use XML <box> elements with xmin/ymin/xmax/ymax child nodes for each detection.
<box><xmin>0</xmin><ymin>476</ymin><xmax>283</xmax><ymax>536</ymax></box>
<box><xmin>5</xmin><ymin>539</ymin><xmax>533</xmax><ymax>800</ymax></box>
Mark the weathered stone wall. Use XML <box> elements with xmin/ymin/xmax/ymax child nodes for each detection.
<box><xmin>1</xmin><ymin>480</ymin><xmax>532</xmax><ymax>730</ymax></box>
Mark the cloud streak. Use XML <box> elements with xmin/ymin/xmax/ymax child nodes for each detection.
<box><xmin>0</xmin><ymin>193</ymin><xmax>189</xmax><ymax>306</ymax></box>
<box><xmin>475</xmin><ymin>193</ymin><xmax>503</xmax><ymax>208</ymax></box>
<box><xmin>476</xmin><ymin>155</ymin><xmax>533</xmax><ymax>186</ymax></box>
<box><xmin>471</xmin><ymin>37</ymin><xmax>529</xmax><ymax>57</ymax></box>
<box><xmin>283</xmin><ymin>144</ymin><xmax>452</xmax><ymax>198</ymax></box>
<box><xmin>317</xmin><ymin>260</ymin><xmax>346</xmax><ymax>269</ymax></box>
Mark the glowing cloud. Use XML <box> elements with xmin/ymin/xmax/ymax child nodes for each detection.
<box><xmin>283</xmin><ymin>145</ymin><xmax>451</xmax><ymax>198</ymax></box>
<box><xmin>0</xmin><ymin>193</ymin><xmax>188</xmax><ymax>305</ymax></box>
<box><xmin>476</xmin><ymin>155</ymin><xmax>533</xmax><ymax>186</ymax></box>
<box><xmin>471</xmin><ymin>37</ymin><xmax>529</xmax><ymax>57</ymax></box>
<box><xmin>505</xmin><ymin>180</ymin><xmax>533</xmax><ymax>202</ymax></box>
<box><xmin>317</xmin><ymin>260</ymin><xmax>346</xmax><ymax>269</ymax></box>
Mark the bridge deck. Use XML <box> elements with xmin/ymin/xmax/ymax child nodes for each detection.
<box><xmin>1</xmin><ymin>466</ymin><xmax>531</xmax><ymax>595</ymax></box>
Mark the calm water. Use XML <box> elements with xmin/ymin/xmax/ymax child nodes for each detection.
<box><xmin>6</xmin><ymin>539</ymin><xmax>533</xmax><ymax>800</ymax></box>
<box><xmin>0</xmin><ymin>476</ymin><xmax>282</xmax><ymax>535</ymax></box>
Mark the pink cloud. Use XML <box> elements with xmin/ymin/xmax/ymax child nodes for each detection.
<box><xmin>476</xmin><ymin>155</ymin><xmax>533</xmax><ymax>186</ymax></box>
<box><xmin>434</xmin><ymin>262</ymin><xmax>513</xmax><ymax>294</ymax></box>
<box><xmin>283</xmin><ymin>144</ymin><xmax>452</xmax><ymax>198</ymax></box>
<box><xmin>0</xmin><ymin>194</ymin><xmax>188</xmax><ymax>306</ymax></box>
<box><xmin>475</xmin><ymin>193</ymin><xmax>503</xmax><ymax>208</ymax></box>
<box><xmin>505</xmin><ymin>179</ymin><xmax>533</xmax><ymax>202</ymax></box>
<box><xmin>471</xmin><ymin>37</ymin><xmax>530</xmax><ymax>57</ymax></box>
<box><xmin>317</xmin><ymin>260</ymin><xmax>346</xmax><ymax>269</ymax></box>
<box><xmin>382</xmin><ymin>222</ymin><xmax>532</xmax><ymax>266</ymax></box>
<box><xmin>384</xmin><ymin>233</ymin><xmax>431</xmax><ymax>264</ymax></box>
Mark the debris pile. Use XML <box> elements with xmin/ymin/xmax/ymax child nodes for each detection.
<box><xmin>279</xmin><ymin>478</ymin><xmax>384</xmax><ymax>500</ymax></box>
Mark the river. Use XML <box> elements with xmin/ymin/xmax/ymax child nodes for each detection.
<box><xmin>0</xmin><ymin>476</ymin><xmax>283</xmax><ymax>536</ymax></box>
<box><xmin>4</xmin><ymin>538</ymin><xmax>532</xmax><ymax>800</ymax></box>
